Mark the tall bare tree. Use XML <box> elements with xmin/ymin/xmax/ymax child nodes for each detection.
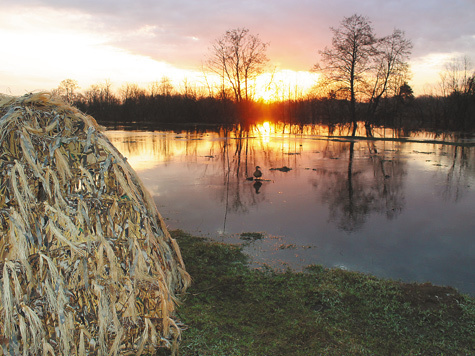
<box><xmin>366</xmin><ymin>29</ymin><xmax>412</xmax><ymax>121</ymax></box>
<box><xmin>315</xmin><ymin>15</ymin><xmax>376</xmax><ymax>136</ymax></box>
<box><xmin>207</xmin><ymin>28</ymin><xmax>269</xmax><ymax>102</ymax></box>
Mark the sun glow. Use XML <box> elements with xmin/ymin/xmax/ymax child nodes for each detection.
<box><xmin>254</xmin><ymin>70</ymin><xmax>319</xmax><ymax>102</ymax></box>
<box><xmin>261</xmin><ymin>121</ymin><xmax>271</xmax><ymax>133</ymax></box>
<box><xmin>410</xmin><ymin>52</ymin><xmax>462</xmax><ymax>95</ymax></box>
<box><xmin>252</xmin><ymin>121</ymin><xmax>277</xmax><ymax>144</ymax></box>
<box><xmin>1</xmin><ymin>6</ymin><xmax>321</xmax><ymax>99</ymax></box>
<box><xmin>0</xmin><ymin>6</ymin><xmax>199</xmax><ymax>95</ymax></box>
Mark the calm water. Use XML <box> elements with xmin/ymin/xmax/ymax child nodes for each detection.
<box><xmin>106</xmin><ymin>124</ymin><xmax>475</xmax><ymax>295</ymax></box>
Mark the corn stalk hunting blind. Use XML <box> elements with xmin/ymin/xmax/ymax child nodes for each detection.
<box><xmin>0</xmin><ymin>93</ymin><xmax>190</xmax><ymax>355</ymax></box>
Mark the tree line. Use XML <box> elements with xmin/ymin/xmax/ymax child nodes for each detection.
<box><xmin>56</xmin><ymin>14</ymin><xmax>475</xmax><ymax>134</ymax></box>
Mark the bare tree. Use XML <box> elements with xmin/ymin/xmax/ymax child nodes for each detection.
<box><xmin>315</xmin><ymin>15</ymin><xmax>376</xmax><ymax>136</ymax></box>
<box><xmin>83</xmin><ymin>80</ymin><xmax>115</xmax><ymax>104</ymax></box>
<box><xmin>440</xmin><ymin>56</ymin><xmax>474</xmax><ymax>95</ymax></box>
<box><xmin>207</xmin><ymin>28</ymin><xmax>269</xmax><ymax>102</ymax></box>
<box><xmin>57</xmin><ymin>79</ymin><xmax>79</xmax><ymax>102</ymax></box>
<box><xmin>181</xmin><ymin>77</ymin><xmax>191</xmax><ymax>98</ymax></box>
<box><xmin>148</xmin><ymin>76</ymin><xmax>174</xmax><ymax>97</ymax></box>
<box><xmin>366</xmin><ymin>29</ymin><xmax>412</xmax><ymax>121</ymax></box>
<box><xmin>148</xmin><ymin>81</ymin><xmax>160</xmax><ymax>97</ymax></box>
<box><xmin>159</xmin><ymin>76</ymin><xmax>174</xmax><ymax>96</ymax></box>
<box><xmin>101</xmin><ymin>79</ymin><xmax>115</xmax><ymax>105</ymax></box>
<box><xmin>119</xmin><ymin>83</ymin><xmax>145</xmax><ymax>102</ymax></box>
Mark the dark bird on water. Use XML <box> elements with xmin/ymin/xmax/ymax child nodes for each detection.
<box><xmin>253</xmin><ymin>166</ymin><xmax>262</xmax><ymax>179</ymax></box>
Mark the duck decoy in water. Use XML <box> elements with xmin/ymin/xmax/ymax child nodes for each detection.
<box><xmin>253</xmin><ymin>166</ymin><xmax>262</xmax><ymax>179</ymax></box>
<box><xmin>270</xmin><ymin>166</ymin><xmax>292</xmax><ymax>172</ymax></box>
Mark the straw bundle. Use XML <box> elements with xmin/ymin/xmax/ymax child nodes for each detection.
<box><xmin>0</xmin><ymin>93</ymin><xmax>190</xmax><ymax>355</ymax></box>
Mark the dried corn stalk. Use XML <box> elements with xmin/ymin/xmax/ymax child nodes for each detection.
<box><xmin>0</xmin><ymin>93</ymin><xmax>190</xmax><ymax>356</ymax></box>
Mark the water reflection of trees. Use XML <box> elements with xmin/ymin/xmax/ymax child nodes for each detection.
<box><xmin>185</xmin><ymin>125</ymin><xmax>410</xmax><ymax>232</ymax></box>
<box><xmin>436</xmin><ymin>145</ymin><xmax>475</xmax><ymax>202</ymax></box>
<box><xmin>221</xmin><ymin>128</ymin><xmax>265</xmax><ymax>221</ymax></box>
<box><xmin>214</xmin><ymin>126</ymin><xmax>406</xmax><ymax>231</ymax></box>
<box><xmin>107</xmin><ymin>124</ymin><xmax>473</xmax><ymax>232</ymax></box>
<box><xmin>313</xmin><ymin>141</ymin><xmax>406</xmax><ymax>231</ymax></box>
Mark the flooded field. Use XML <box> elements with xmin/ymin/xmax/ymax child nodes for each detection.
<box><xmin>106</xmin><ymin>124</ymin><xmax>475</xmax><ymax>295</ymax></box>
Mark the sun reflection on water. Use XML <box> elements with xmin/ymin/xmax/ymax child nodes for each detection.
<box><xmin>254</xmin><ymin>121</ymin><xmax>272</xmax><ymax>143</ymax></box>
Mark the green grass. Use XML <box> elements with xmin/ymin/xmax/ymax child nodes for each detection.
<box><xmin>171</xmin><ymin>230</ymin><xmax>475</xmax><ymax>356</ymax></box>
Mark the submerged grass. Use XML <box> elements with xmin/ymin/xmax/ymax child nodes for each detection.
<box><xmin>171</xmin><ymin>230</ymin><xmax>475</xmax><ymax>356</ymax></box>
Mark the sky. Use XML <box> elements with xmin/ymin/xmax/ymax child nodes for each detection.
<box><xmin>1</xmin><ymin>0</ymin><xmax>474</xmax><ymax>97</ymax></box>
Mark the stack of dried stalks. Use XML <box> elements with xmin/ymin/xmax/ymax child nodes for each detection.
<box><xmin>0</xmin><ymin>93</ymin><xmax>190</xmax><ymax>355</ymax></box>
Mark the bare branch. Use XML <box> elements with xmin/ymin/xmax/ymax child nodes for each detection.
<box><xmin>206</xmin><ymin>28</ymin><xmax>269</xmax><ymax>102</ymax></box>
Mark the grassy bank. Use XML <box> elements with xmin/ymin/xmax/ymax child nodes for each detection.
<box><xmin>171</xmin><ymin>230</ymin><xmax>475</xmax><ymax>355</ymax></box>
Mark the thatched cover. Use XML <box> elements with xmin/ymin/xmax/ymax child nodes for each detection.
<box><xmin>0</xmin><ymin>93</ymin><xmax>190</xmax><ymax>355</ymax></box>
